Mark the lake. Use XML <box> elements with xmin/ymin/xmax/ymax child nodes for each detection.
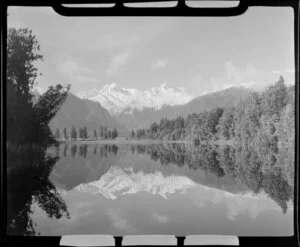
<box><xmin>7</xmin><ymin>142</ymin><xmax>294</xmax><ymax>236</ymax></box>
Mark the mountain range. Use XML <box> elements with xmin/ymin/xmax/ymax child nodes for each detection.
<box><xmin>76</xmin><ymin>84</ymin><xmax>252</xmax><ymax>130</ymax></box>
<box><xmin>116</xmin><ymin>86</ymin><xmax>252</xmax><ymax>130</ymax></box>
<box><xmin>33</xmin><ymin>83</ymin><xmax>253</xmax><ymax>136</ymax></box>
<box><xmin>76</xmin><ymin>83</ymin><xmax>194</xmax><ymax>115</ymax></box>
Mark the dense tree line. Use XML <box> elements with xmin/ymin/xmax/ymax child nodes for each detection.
<box><xmin>55</xmin><ymin>126</ymin><xmax>118</xmax><ymax>141</ymax></box>
<box><xmin>132</xmin><ymin>76</ymin><xmax>294</xmax><ymax>145</ymax></box>
<box><xmin>131</xmin><ymin>76</ymin><xmax>295</xmax><ymax>185</ymax></box>
<box><xmin>7</xmin><ymin>28</ymin><xmax>69</xmax><ymax>149</ymax></box>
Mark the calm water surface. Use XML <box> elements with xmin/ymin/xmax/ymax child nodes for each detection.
<box><xmin>7</xmin><ymin>143</ymin><xmax>294</xmax><ymax>236</ymax></box>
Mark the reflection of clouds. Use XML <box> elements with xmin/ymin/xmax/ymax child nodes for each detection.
<box><xmin>226</xmin><ymin>196</ymin><xmax>264</xmax><ymax>221</ymax></box>
<box><xmin>189</xmin><ymin>185</ymin><xmax>289</xmax><ymax>221</ymax></box>
<box><xmin>107</xmin><ymin>208</ymin><xmax>135</xmax><ymax>233</ymax></box>
<box><xmin>212</xmin><ymin>191</ymin><xmax>282</xmax><ymax>221</ymax></box>
<box><xmin>152</xmin><ymin>213</ymin><xmax>168</xmax><ymax>223</ymax></box>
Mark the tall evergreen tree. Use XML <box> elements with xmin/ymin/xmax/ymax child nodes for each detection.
<box><xmin>54</xmin><ymin>128</ymin><xmax>60</xmax><ymax>139</ymax></box>
<box><xmin>71</xmin><ymin>127</ymin><xmax>77</xmax><ymax>140</ymax></box>
<box><xmin>112</xmin><ymin>128</ymin><xmax>118</xmax><ymax>139</ymax></box>
<box><xmin>63</xmin><ymin>128</ymin><xmax>68</xmax><ymax>141</ymax></box>
<box><xmin>130</xmin><ymin>130</ymin><xmax>135</xmax><ymax>139</ymax></box>
<box><xmin>79</xmin><ymin>127</ymin><xmax>83</xmax><ymax>139</ymax></box>
<box><xmin>104</xmin><ymin>127</ymin><xmax>108</xmax><ymax>139</ymax></box>
<box><xmin>93</xmin><ymin>129</ymin><xmax>98</xmax><ymax>139</ymax></box>
<box><xmin>100</xmin><ymin>126</ymin><xmax>104</xmax><ymax>138</ymax></box>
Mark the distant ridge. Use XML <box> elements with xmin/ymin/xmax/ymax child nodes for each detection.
<box><xmin>117</xmin><ymin>86</ymin><xmax>252</xmax><ymax>130</ymax></box>
<box><xmin>49</xmin><ymin>93</ymin><xmax>129</xmax><ymax>137</ymax></box>
<box><xmin>76</xmin><ymin>83</ymin><xmax>194</xmax><ymax>115</ymax></box>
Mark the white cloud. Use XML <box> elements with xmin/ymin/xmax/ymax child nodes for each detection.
<box><xmin>58</xmin><ymin>60</ymin><xmax>90</xmax><ymax>76</ymax></box>
<box><xmin>189</xmin><ymin>62</ymin><xmax>293</xmax><ymax>96</ymax></box>
<box><xmin>75</xmin><ymin>75</ymin><xmax>97</xmax><ymax>83</ymax></box>
<box><xmin>152</xmin><ymin>213</ymin><xmax>168</xmax><ymax>223</ymax></box>
<box><xmin>224</xmin><ymin>61</ymin><xmax>260</xmax><ymax>86</ymax></box>
<box><xmin>107</xmin><ymin>208</ymin><xmax>135</xmax><ymax>232</ymax></box>
<box><xmin>150</xmin><ymin>59</ymin><xmax>168</xmax><ymax>70</ymax></box>
<box><xmin>58</xmin><ymin>58</ymin><xmax>97</xmax><ymax>83</ymax></box>
<box><xmin>106</xmin><ymin>51</ymin><xmax>131</xmax><ymax>76</ymax></box>
<box><xmin>7</xmin><ymin>20</ymin><xmax>26</xmax><ymax>29</ymax></box>
<box><xmin>267</xmin><ymin>69</ymin><xmax>295</xmax><ymax>74</ymax></box>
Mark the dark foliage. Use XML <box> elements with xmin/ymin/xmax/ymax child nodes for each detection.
<box><xmin>7</xmin><ymin>27</ymin><xmax>70</xmax><ymax>148</ymax></box>
<box><xmin>131</xmin><ymin>77</ymin><xmax>294</xmax><ymax>188</ymax></box>
<box><xmin>7</xmin><ymin>144</ymin><xmax>70</xmax><ymax>235</ymax></box>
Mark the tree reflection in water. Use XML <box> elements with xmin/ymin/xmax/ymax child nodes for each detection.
<box><xmin>7</xmin><ymin>141</ymin><xmax>293</xmax><ymax>235</ymax></box>
<box><xmin>7</xmin><ymin>144</ymin><xmax>70</xmax><ymax>236</ymax></box>
<box><xmin>131</xmin><ymin>142</ymin><xmax>294</xmax><ymax>214</ymax></box>
<box><xmin>66</xmin><ymin>144</ymin><xmax>120</xmax><ymax>158</ymax></box>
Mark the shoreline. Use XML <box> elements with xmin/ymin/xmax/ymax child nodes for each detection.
<box><xmin>56</xmin><ymin>139</ymin><xmax>236</xmax><ymax>146</ymax></box>
<box><xmin>58</xmin><ymin>139</ymin><xmax>190</xmax><ymax>145</ymax></box>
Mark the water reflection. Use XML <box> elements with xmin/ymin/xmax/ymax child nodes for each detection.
<box><xmin>51</xmin><ymin>142</ymin><xmax>294</xmax><ymax>214</ymax></box>
<box><xmin>7</xmin><ymin>145</ymin><xmax>70</xmax><ymax>236</ymax></box>
<box><xmin>132</xmin><ymin>143</ymin><xmax>294</xmax><ymax>214</ymax></box>
<box><xmin>7</xmin><ymin>142</ymin><xmax>294</xmax><ymax>236</ymax></box>
<box><xmin>60</xmin><ymin>144</ymin><xmax>120</xmax><ymax>158</ymax></box>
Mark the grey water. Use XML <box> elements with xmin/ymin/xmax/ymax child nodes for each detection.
<box><xmin>7</xmin><ymin>143</ymin><xmax>294</xmax><ymax>236</ymax></box>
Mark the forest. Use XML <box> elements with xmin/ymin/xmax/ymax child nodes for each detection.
<box><xmin>132</xmin><ymin>76</ymin><xmax>294</xmax><ymax>147</ymax></box>
<box><xmin>131</xmin><ymin>77</ymin><xmax>295</xmax><ymax>187</ymax></box>
<box><xmin>54</xmin><ymin>126</ymin><xmax>118</xmax><ymax>141</ymax></box>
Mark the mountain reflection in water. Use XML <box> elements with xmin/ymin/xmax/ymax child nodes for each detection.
<box><xmin>7</xmin><ymin>143</ymin><xmax>294</xmax><ymax>236</ymax></box>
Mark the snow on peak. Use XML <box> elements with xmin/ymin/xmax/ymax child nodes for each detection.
<box><xmin>74</xmin><ymin>166</ymin><xmax>196</xmax><ymax>200</ymax></box>
<box><xmin>76</xmin><ymin>83</ymin><xmax>194</xmax><ymax>115</ymax></box>
<box><xmin>102</xmin><ymin>83</ymin><xmax>117</xmax><ymax>91</ymax></box>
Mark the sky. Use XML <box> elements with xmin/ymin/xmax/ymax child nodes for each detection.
<box><xmin>8</xmin><ymin>5</ymin><xmax>295</xmax><ymax>96</ymax></box>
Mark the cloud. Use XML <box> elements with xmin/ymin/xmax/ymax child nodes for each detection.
<box><xmin>58</xmin><ymin>58</ymin><xmax>97</xmax><ymax>83</ymax></box>
<box><xmin>150</xmin><ymin>59</ymin><xmax>168</xmax><ymax>70</ymax></box>
<box><xmin>107</xmin><ymin>208</ymin><xmax>135</xmax><ymax>232</ymax></box>
<box><xmin>224</xmin><ymin>61</ymin><xmax>260</xmax><ymax>86</ymax></box>
<box><xmin>58</xmin><ymin>60</ymin><xmax>91</xmax><ymax>76</ymax></box>
<box><xmin>74</xmin><ymin>75</ymin><xmax>97</xmax><ymax>83</ymax></box>
<box><xmin>152</xmin><ymin>213</ymin><xmax>168</xmax><ymax>223</ymax></box>
<box><xmin>267</xmin><ymin>69</ymin><xmax>295</xmax><ymax>74</ymax></box>
<box><xmin>106</xmin><ymin>51</ymin><xmax>131</xmax><ymax>76</ymax></box>
<box><xmin>7</xmin><ymin>20</ymin><xmax>26</xmax><ymax>29</ymax></box>
<box><xmin>189</xmin><ymin>62</ymin><xmax>292</xmax><ymax>96</ymax></box>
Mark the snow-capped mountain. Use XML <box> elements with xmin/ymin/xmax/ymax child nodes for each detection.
<box><xmin>74</xmin><ymin>166</ymin><xmax>196</xmax><ymax>200</ymax></box>
<box><xmin>76</xmin><ymin>83</ymin><xmax>194</xmax><ymax>115</ymax></box>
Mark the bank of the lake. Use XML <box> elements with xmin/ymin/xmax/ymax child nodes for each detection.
<box><xmin>58</xmin><ymin>139</ymin><xmax>189</xmax><ymax>145</ymax></box>
<box><xmin>57</xmin><ymin>138</ymin><xmax>236</xmax><ymax>146</ymax></box>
